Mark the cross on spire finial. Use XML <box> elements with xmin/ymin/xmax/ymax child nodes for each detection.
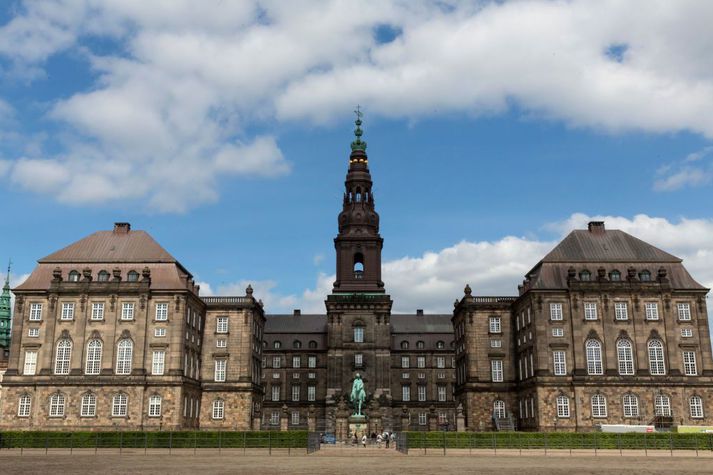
<box><xmin>350</xmin><ymin>105</ymin><xmax>367</xmax><ymax>152</ymax></box>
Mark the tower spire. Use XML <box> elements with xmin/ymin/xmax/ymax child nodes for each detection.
<box><xmin>350</xmin><ymin>105</ymin><xmax>367</xmax><ymax>153</ymax></box>
<box><xmin>0</xmin><ymin>259</ymin><xmax>11</xmax><ymax>348</ymax></box>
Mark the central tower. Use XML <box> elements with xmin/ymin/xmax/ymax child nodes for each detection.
<box><xmin>332</xmin><ymin>112</ymin><xmax>384</xmax><ymax>293</ymax></box>
<box><xmin>325</xmin><ymin>111</ymin><xmax>394</xmax><ymax>436</ymax></box>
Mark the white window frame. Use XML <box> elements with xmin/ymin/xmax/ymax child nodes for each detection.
<box><xmin>28</xmin><ymin>328</ymin><xmax>40</xmax><ymax>337</ymax></box>
<box><xmin>553</xmin><ymin>351</ymin><xmax>567</xmax><ymax>376</ymax></box>
<box><xmin>617</xmin><ymin>339</ymin><xmax>634</xmax><ymax>375</ymax></box>
<box><xmin>271</xmin><ymin>385</ymin><xmax>280</xmax><ymax>402</ymax></box>
<box><xmin>81</xmin><ymin>393</ymin><xmax>96</xmax><ymax>417</ymax></box>
<box><xmin>436</xmin><ymin>356</ymin><xmax>445</xmax><ymax>369</ymax></box>
<box><xmin>292</xmin><ymin>356</ymin><xmax>301</xmax><ymax>368</ymax></box>
<box><xmin>683</xmin><ymin>351</ymin><xmax>697</xmax><ymax>376</ymax></box>
<box><xmin>291</xmin><ymin>411</ymin><xmax>300</xmax><ymax>425</ymax></box>
<box><xmin>212</xmin><ymin>399</ymin><xmax>224</xmax><ymax>419</ymax></box>
<box><xmin>152</xmin><ymin>350</ymin><xmax>165</xmax><ymax>375</ymax></box>
<box><xmin>154</xmin><ymin>327</ymin><xmax>166</xmax><ymax>337</ymax></box>
<box><xmin>214</xmin><ymin>359</ymin><xmax>226</xmax><ymax>382</ymax></box>
<box><xmin>112</xmin><ymin>393</ymin><xmax>128</xmax><ymax>417</ymax></box>
<box><xmin>270</xmin><ymin>411</ymin><xmax>280</xmax><ymax>425</ymax></box>
<box><xmin>49</xmin><ymin>393</ymin><xmax>65</xmax><ymax>417</ymax></box>
<box><xmin>216</xmin><ymin>316</ymin><xmax>229</xmax><ymax>333</ymax></box>
<box><xmin>584</xmin><ymin>302</ymin><xmax>598</xmax><ymax>320</ymax></box>
<box><xmin>690</xmin><ymin>396</ymin><xmax>704</xmax><ymax>419</ymax></box>
<box><xmin>148</xmin><ymin>395</ymin><xmax>162</xmax><ymax>417</ymax></box>
<box><xmin>91</xmin><ymin>302</ymin><xmax>104</xmax><ymax>320</ymax></box>
<box><xmin>121</xmin><ymin>302</ymin><xmax>135</xmax><ymax>320</ymax></box>
<box><xmin>623</xmin><ymin>394</ymin><xmax>639</xmax><ymax>418</ymax></box>
<box><xmin>681</xmin><ymin>328</ymin><xmax>693</xmax><ymax>338</ymax></box>
<box><xmin>586</xmin><ymin>340</ymin><xmax>603</xmax><ymax>375</ymax></box>
<box><xmin>645</xmin><ymin>302</ymin><xmax>659</xmax><ymax>321</ymax></box>
<box><xmin>308</xmin><ymin>385</ymin><xmax>316</xmax><ymax>401</ymax></box>
<box><xmin>29</xmin><ymin>303</ymin><xmax>42</xmax><ymax>321</ymax></box>
<box><xmin>550</xmin><ymin>303</ymin><xmax>563</xmax><ymax>321</ymax></box>
<box><xmin>491</xmin><ymin>359</ymin><xmax>504</xmax><ymax>382</ymax></box>
<box><xmin>677</xmin><ymin>303</ymin><xmax>691</xmax><ymax>321</ymax></box>
<box><xmin>354</xmin><ymin>353</ymin><xmax>363</xmax><ymax>366</ymax></box>
<box><xmin>417</xmin><ymin>384</ymin><xmax>427</xmax><ymax>402</ymax></box>
<box><xmin>61</xmin><ymin>302</ymin><xmax>74</xmax><ymax>320</ymax></box>
<box><xmin>54</xmin><ymin>339</ymin><xmax>72</xmax><ymax>375</ymax></box>
<box><xmin>155</xmin><ymin>303</ymin><xmax>168</xmax><ymax>321</ymax></box>
<box><xmin>402</xmin><ymin>385</ymin><xmax>410</xmax><ymax>402</ymax></box>
<box><xmin>353</xmin><ymin>326</ymin><xmax>364</xmax><ymax>343</ymax></box>
<box><xmin>417</xmin><ymin>356</ymin><xmax>425</xmax><ymax>368</ymax></box>
<box><xmin>85</xmin><ymin>339</ymin><xmax>102</xmax><ymax>375</ymax></box>
<box><xmin>591</xmin><ymin>394</ymin><xmax>607</xmax><ymax>418</ymax></box>
<box><xmin>401</xmin><ymin>356</ymin><xmax>409</xmax><ymax>369</ymax></box>
<box><xmin>614</xmin><ymin>302</ymin><xmax>628</xmax><ymax>320</ymax></box>
<box><xmin>437</xmin><ymin>385</ymin><xmax>447</xmax><ymax>402</ymax></box>
<box><xmin>648</xmin><ymin>340</ymin><xmax>666</xmax><ymax>375</ymax></box>
<box><xmin>489</xmin><ymin>317</ymin><xmax>501</xmax><ymax>333</ymax></box>
<box><xmin>18</xmin><ymin>394</ymin><xmax>31</xmax><ymax>417</ymax></box>
<box><xmin>273</xmin><ymin>356</ymin><xmax>281</xmax><ymax>368</ymax></box>
<box><xmin>216</xmin><ymin>339</ymin><xmax>227</xmax><ymax>348</ymax></box>
<box><xmin>308</xmin><ymin>356</ymin><xmax>317</xmax><ymax>368</ymax></box>
<box><xmin>655</xmin><ymin>394</ymin><xmax>671</xmax><ymax>417</ymax></box>
<box><xmin>115</xmin><ymin>339</ymin><xmax>133</xmax><ymax>375</ymax></box>
<box><xmin>292</xmin><ymin>385</ymin><xmax>300</xmax><ymax>402</ymax></box>
<box><xmin>23</xmin><ymin>350</ymin><xmax>37</xmax><ymax>375</ymax></box>
<box><xmin>491</xmin><ymin>339</ymin><xmax>503</xmax><ymax>348</ymax></box>
<box><xmin>556</xmin><ymin>395</ymin><xmax>570</xmax><ymax>418</ymax></box>
<box><xmin>552</xmin><ymin>328</ymin><xmax>564</xmax><ymax>337</ymax></box>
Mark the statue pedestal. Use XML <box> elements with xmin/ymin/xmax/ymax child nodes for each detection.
<box><xmin>348</xmin><ymin>415</ymin><xmax>368</xmax><ymax>439</ymax></box>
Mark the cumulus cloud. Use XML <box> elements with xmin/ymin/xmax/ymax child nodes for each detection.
<box><xmin>2</xmin><ymin>1</ymin><xmax>713</xmax><ymax>210</ymax></box>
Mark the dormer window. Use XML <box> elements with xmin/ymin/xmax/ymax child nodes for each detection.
<box><xmin>401</xmin><ymin>341</ymin><xmax>409</xmax><ymax>350</ymax></box>
<box><xmin>436</xmin><ymin>341</ymin><xmax>445</xmax><ymax>349</ymax></box>
<box><xmin>68</xmin><ymin>270</ymin><xmax>80</xmax><ymax>282</ymax></box>
<box><xmin>639</xmin><ymin>270</ymin><xmax>651</xmax><ymax>282</ymax></box>
<box><xmin>579</xmin><ymin>270</ymin><xmax>591</xmax><ymax>281</ymax></box>
<box><xmin>273</xmin><ymin>341</ymin><xmax>282</xmax><ymax>349</ymax></box>
<box><xmin>97</xmin><ymin>270</ymin><xmax>110</xmax><ymax>282</ymax></box>
<box><xmin>127</xmin><ymin>270</ymin><xmax>139</xmax><ymax>282</ymax></box>
<box><xmin>609</xmin><ymin>270</ymin><xmax>621</xmax><ymax>281</ymax></box>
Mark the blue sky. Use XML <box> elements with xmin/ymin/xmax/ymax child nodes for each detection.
<box><xmin>1</xmin><ymin>1</ymin><xmax>713</xmax><ymax>315</ymax></box>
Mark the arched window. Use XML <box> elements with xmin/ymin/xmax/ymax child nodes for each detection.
<box><xmin>355</xmin><ymin>188</ymin><xmax>362</xmax><ymax>202</ymax></box>
<box><xmin>293</xmin><ymin>340</ymin><xmax>302</xmax><ymax>349</ymax></box>
<box><xmin>579</xmin><ymin>270</ymin><xmax>591</xmax><ymax>281</ymax></box>
<box><xmin>648</xmin><ymin>340</ymin><xmax>666</xmax><ymax>375</ymax></box>
<box><xmin>609</xmin><ymin>270</ymin><xmax>621</xmax><ymax>281</ymax></box>
<box><xmin>81</xmin><ymin>393</ymin><xmax>96</xmax><ymax>417</ymax></box>
<box><xmin>353</xmin><ymin>253</ymin><xmax>364</xmax><ymax>278</ymax></box>
<box><xmin>556</xmin><ymin>395</ymin><xmax>570</xmax><ymax>418</ymax></box>
<box><xmin>112</xmin><ymin>393</ymin><xmax>128</xmax><ymax>416</ymax></box>
<box><xmin>623</xmin><ymin>394</ymin><xmax>639</xmax><ymax>417</ymax></box>
<box><xmin>639</xmin><ymin>270</ymin><xmax>651</xmax><ymax>281</ymax></box>
<box><xmin>49</xmin><ymin>393</ymin><xmax>65</xmax><ymax>417</ymax></box>
<box><xmin>54</xmin><ymin>339</ymin><xmax>72</xmax><ymax>375</ymax></box>
<box><xmin>655</xmin><ymin>394</ymin><xmax>671</xmax><ymax>416</ymax></box>
<box><xmin>127</xmin><ymin>270</ymin><xmax>139</xmax><ymax>282</ymax></box>
<box><xmin>116</xmin><ymin>339</ymin><xmax>133</xmax><ymax>375</ymax></box>
<box><xmin>353</xmin><ymin>324</ymin><xmax>364</xmax><ymax>343</ymax></box>
<box><xmin>212</xmin><ymin>399</ymin><xmax>225</xmax><ymax>419</ymax></box>
<box><xmin>273</xmin><ymin>340</ymin><xmax>282</xmax><ymax>349</ymax></box>
<box><xmin>400</xmin><ymin>341</ymin><xmax>409</xmax><ymax>350</ymax></box>
<box><xmin>416</xmin><ymin>341</ymin><xmax>425</xmax><ymax>349</ymax></box>
<box><xmin>97</xmin><ymin>270</ymin><xmax>110</xmax><ymax>282</ymax></box>
<box><xmin>616</xmin><ymin>339</ymin><xmax>634</xmax><ymax>375</ymax></box>
<box><xmin>68</xmin><ymin>270</ymin><xmax>80</xmax><ymax>282</ymax></box>
<box><xmin>85</xmin><ymin>339</ymin><xmax>102</xmax><ymax>375</ymax></box>
<box><xmin>18</xmin><ymin>394</ymin><xmax>31</xmax><ymax>417</ymax></box>
<box><xmin>436</xmin><ymin>341</ymin><xmax>445</xmax><ymax>349</ymax></box>
<box><xmin>585</xmin><ymin>340</ymin><xmax>603</xmax><ymax>375</ymax></box>
<box><xmin>148</xmin><ymin>395</ymin><xmax>162</xmax><ymax>417</ymax></box>
<box><xmin>591</xmin><ymin>394</ymin><xmax>607</xmax><ymax>418</ymax></box>
<box><xmin>690</xmin><ymin>396</ymin><xmax>704</xmax><ymax>419</ymax></box>
<box><xmin>262</xmin><ymin>340</ymin><xmax>267</xmax><ymax>348</ymax></box>
<box><xmin>493</xmin><ymin>400</ymin><xmax>506</xmax><ymax>419</ymax></box>
<box><xmin>308</xmin><ymin>340</ymin><xmax>318</xmax><ymax>349</ymax></box>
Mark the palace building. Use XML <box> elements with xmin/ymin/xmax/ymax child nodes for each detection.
<box><xmin>1</xmin><ymin>118</ymin><xmax>712</xmax><ymax>433</ymax></box>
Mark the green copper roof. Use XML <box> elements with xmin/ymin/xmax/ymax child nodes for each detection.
<box><xmin>350</xmin><ymin>106</ymin><xmax>367</xmax><ymax>152</ymax></box>
<box><xmin>0</xmin><ymin>260</ymin><xmax>12</xmax><ymax>348</ymax></box>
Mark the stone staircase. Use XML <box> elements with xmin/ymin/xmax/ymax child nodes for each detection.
<box><xmin>494</xmin><ymin>414</ymin><xmax>516</xmax><ymax>431</ymax></box>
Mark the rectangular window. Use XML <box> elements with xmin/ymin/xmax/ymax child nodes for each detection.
<box><xmin>681</xmin><ymin>328</ymin><xmax>693</xmax><ymax>338</ymax></box>
<box><xmin>645</xmin><ymin>303</ymin><xmax>659</xmax><ymax>320</ymax></box>
<box><xmin>28</xmin><ymin>328</ymin><xmax>39</xmax><ymax>337</ymax></box>
<box><xmin>291</xmin><ymin>411</ymin><xmax>300</xmax><ymax>425</ymax></box>
<box><xmin>437</xmin><ymin>385</ymin><xmax>447</xmax><ymax>402</ymax></box>
<box><xmin>439</xmin><ymin>412</ymin><xmax>448</xmax><ymax>425</ymax></box>
<box><xmin>551</xmin><ymin>328</ymin><xmax>564</xmax><ymax>337</ymax></box>
<box><xmin>308</xmin><ymin>372</ymin><xmax>315</xmax><ymax>379</ymax></box>
<box><xmin>550</xmin><ymin>303</ymin><xmax>563</xmax><ymax>321</ymax></box>
<box><xmin>154</xmin><ymin>327</ymin><xmax>166</xmax><ymax>337</ymax></box>
<box><xmin>216</xmin><ymin>316</ymin><xmax>229</xmax><ymax>333</ymax></box>
<box><xmin>556</xmin><ymin>397</ymin><xmax>570</xmax><ymax>418</ymax></box>
<box><xmin>354</xmin><ymin>353</ymin><xmax>363</xmax><ymax>366</ymax></box>
<box><xmin>292</xmin><ymin>356</ymin><xmax>300</xmax><ymax>368</ymax></box>
<box><xmin>308</xmin><ymin>356</ymin><xmax>316</xmax><ymax>368</ymax></box>
<box><xmin>683</xmin><ymin>351</ymin><xmax>697</xmax><ymax>376</ymax></box>
<box><xmin>677</xmin><ymin>303</ymin><xmax>691</xmax><ymax>321</ymax></box>
<box><xmin>490</xmin><ymin>339</ymin><xmax>502</xmax><ymax>348</ymax></box>
<box><xmin>271</xmin><ymin>385</ymin><xmax>280</xmax><ymax>402</ymax></box>
<box><xmin>291</xmin><ymin>385</ymin><xmax>300</xmax><ymax>402</ymax></box>
<box><xmin>61</xmin><ymin>303</ymin><xmax>75</xmax><ymax>320</ymax></box>
<box><xmin>417</xmin><ymin>356</ymin><xmax>425</xmax><ymax>368</ymax></box>
<box><xmin>614</xmin><ymin>302</ymin><xmax>628</xmax><ymax>320</ymax></box>
<box><xmin>121</xmin><ymin>303</ymin><xmax>134</xmax><ymax>320</ymax></box>
<box><xmin>402</xmin><ymin>385</ymin><xmax>411</xmax><ymax>402</ymax></box>
<box><xmin>401</xmin><ymin>356</ymin><xmax>410</xmax><ymax>369</ymax></box>
<box><xmin>353</xmin><ymin>326</ymin><xmax>364</xmax><ymax>343</ymax></box>
<box><xmin>434</xmin><ymin>356</ymin><xmax>444</xmax><ymax>369</ymax></box>
<box><xmin>553</xmin><ymin>351</ymin><xmax>567</xmax><ymax>376</ymax></box>
<box><xmin>214</xmin><ymin>359</ymin><xmax>226</xmax><ymax>382</ymax></box>
<box><xmin>29</xmin><ymin>303</ymin><xmax>42</xmax><ymax>321</ymax></box>
<box><xmin>89</xmin><ymin>302</ymin><xmax>104</xmax><ymax>320</ymax></box>
<box><xmin>402</xmin><ymin>372</ymin><xmax>409</xmax><ymax>379</ymax></box>
<box><xmin>273</xmin><ymin>356</ymin><xmax>281</xmax><ymax>368</ymax></box>
<box><xmin>491</xmin><ymin>360</ymin><xmax>503</xmax><ymax>382</ymax></box>
<box><xmin>417</xmin><ymin>385</ymin><xmax>427</xmax><ymax>402</ymax></box>
<box><xmin>155</xmin><ymin>303</ymin><xmax>168</xmax><ymax>321</ymax></box>
<box><xmin>23</xmin><ymin>350</ymin><xmax>37</xmax><ymax>375</ymax></box>
<box><xmin>584</xmin><ymin>302</ymin><xmax>597</xmax><ymax>320</ymax></box>
<box><xmin>489</xmin><ymin>316</ymin><xmax>501</xmax><ymax>333</ymax></box>
<box><xmin>308</xmin><ymin>386</ymin><xmax>316</xmax><ymax>401</ymax></box>
<box><xmin>152</xmin><ymin>351</ymin><xmax>165</xmax><ymax>375</ymax></box>
<box><xmin>216</xmin><ymin>339</ymin><xmax>227</xmax><ymax>348</ymax></box>
<box><xmin>418</xmin><ymin>413</ymin><xmax>427</xmax><ymax>426</ymax></box>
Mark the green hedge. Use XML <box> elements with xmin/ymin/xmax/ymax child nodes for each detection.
<box><xmin>402</xmin><ymin>431</ymin><xmax>713</xmax><ymax>451</ymax></box>
<box><xmin>0</xmin><ymin>431</ymin><xmax>308</xmax><ymax>449</ymax></box>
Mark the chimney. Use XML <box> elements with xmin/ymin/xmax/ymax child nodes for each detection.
<box><xmin>416</xmin><ymin>309</ymin><xmax>424</xmax><ymax>316</ymax></box>
<box><xmin>587</xmin><ymin>221</ymin><xmax>605</xmax><ymax>234</ymax></box>
<box><xmin>113</xmin><ymin>222</ymin><xmax>131</xmax><ymax>234</ymax></box>
<box><xmin>293</xmin><ymin>309</ymin><xmax>301</xmax><ymax>316</ymax></box>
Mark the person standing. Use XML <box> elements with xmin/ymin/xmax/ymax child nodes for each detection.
<box><xmin>361</xmin><ymin>434</ymin><xmax>367</xmax><ymax>448</ymax></box>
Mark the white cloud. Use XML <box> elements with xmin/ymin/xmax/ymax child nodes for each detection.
<box><xmin>2</xmin><ymin>1</ymin><xmax>713</xmax><ymax>210</ymax></box>
<box><xmin>654</xmin><ymin>146</ymin><xmax>713</xmax><ymax>191</ymax></box>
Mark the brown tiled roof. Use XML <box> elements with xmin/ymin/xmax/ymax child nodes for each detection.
<box><xmin>39</xmin><ymin>230</ymin><xmax>177</xmax><ymax>264</ymax></box>
<box><xmin>390</xmin><ymin>314</ymin><xmax>453</xmax><ymax>333</ymax></box>
<box><xmin>541</xmin><ymin>230</ymin><xmax>680</xmax><ymax>263</ymax></box>
<box><xmin>265</xmin><ymin>314</ymin><xmax>327</xmax><ymax>333</ymax></box>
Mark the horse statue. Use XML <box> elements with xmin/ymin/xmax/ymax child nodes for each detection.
<box><xmin>350</xmin><ymin>373</ymin><xmax>366</xmax><ymax>416</ymax></box>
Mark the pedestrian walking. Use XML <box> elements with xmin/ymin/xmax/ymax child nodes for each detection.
<box><xmin>377</xmin><ymin>433</ymin><xmax>383</xmax><ymax>448</ymax></box>
<box><xmin>361</xmin><ymin>434</ymin><xmax>367</xmax><ymax>448</ymax></box>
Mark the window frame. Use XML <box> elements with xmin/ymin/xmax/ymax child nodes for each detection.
<box><xmin>647</xmin><ymin>339</ymin><xmax>666</xmax><ymax>375</ymax></box>
<box><xmin>491</xmin><ymin>359</ymin><xmax>504</xmax><ymax>382</ymax></box>
<box><xmin>212</xmin><ymin>399</ymin><xmax>225</xmax><ymax>419</ymax></box>
<box><xmin>85</xmin><ymin>339</ymin><xmax>103</xmax><ymax>375</ymax></box>
<box><xmin>591</xmin><ymin>394</ymin><xmax>607</xmax><ymax>418</ymax></box>
<box><xmin>81</xmin><ymin>393</ymin><xmax>96</xmax><ymax>417</ymax></box>
<box><xmin>584</xmin><ymin>302</ymin><xmax>598</xmax><ymax>320</ymax></box>
<box><xmin>111</xmin><ymin>393</ymin><xmax>128</xmax><ymax>417</ymax></box>
<box><xmin>614</xmin><ymin>302</ymin><xmax>628</xmax><ymax>321</ymax></box>
<box><xmin>49</xmin><ymin>393</ymin><xmax>66</xmax><ymax>417</ymax></box>
<box><xmin>148</xmin><ymin>395</ymin><xmax>162</xmax><ymax>417</ymax></box>
<box><xmin>556</xmin><ymin>395</ymin><xmax>570</xmax><ymax>418</ymax></box>
<box><xmin>115</xmin><ymin>339</ymin><xmax>133</xmax><ymax>375</ymax></box>
<box><xmin>549</xmin><ymin>303</ymin><xmax>563</xmax><ymax>321</ymax></box>
<box><xmin>155</xmin><ymin>303</ymin><xmax>169</xmax><ymax>321</ymax></box>
<box><xmin>585</xmin><ymin>339</ymin><xmax>603</xmax><ymax>375</ymax></box>
<box><xmin>553</xmin><ymin>350</ymin><xmax>567</xmax><ymax>376</ymax></box>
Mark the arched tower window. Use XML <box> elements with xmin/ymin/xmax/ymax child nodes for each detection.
<box><xmin>353</xmin><ymin>253</ymin><xmax>364</xmax><ymax>279</ymax></box>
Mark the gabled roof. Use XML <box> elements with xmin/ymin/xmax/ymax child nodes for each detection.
<box><xmin>391</xmin><ymin>314</ymin><xmax>452</xmax><ymax>333</ymax></box>
<box><xmin>540</xmin><ymin>229</ymin><xmax>680</xmax><ymax>264</ymax></box>
<box><xmin>39</xmin><ymin>230</ymin><xmax>177</xmax><ymax>264</ymax></box>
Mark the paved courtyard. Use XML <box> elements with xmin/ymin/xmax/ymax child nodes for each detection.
<box><xmin>1</xmin><ymin>450</ymin><xmax>712</xmax><ymax>474</ymax></box>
